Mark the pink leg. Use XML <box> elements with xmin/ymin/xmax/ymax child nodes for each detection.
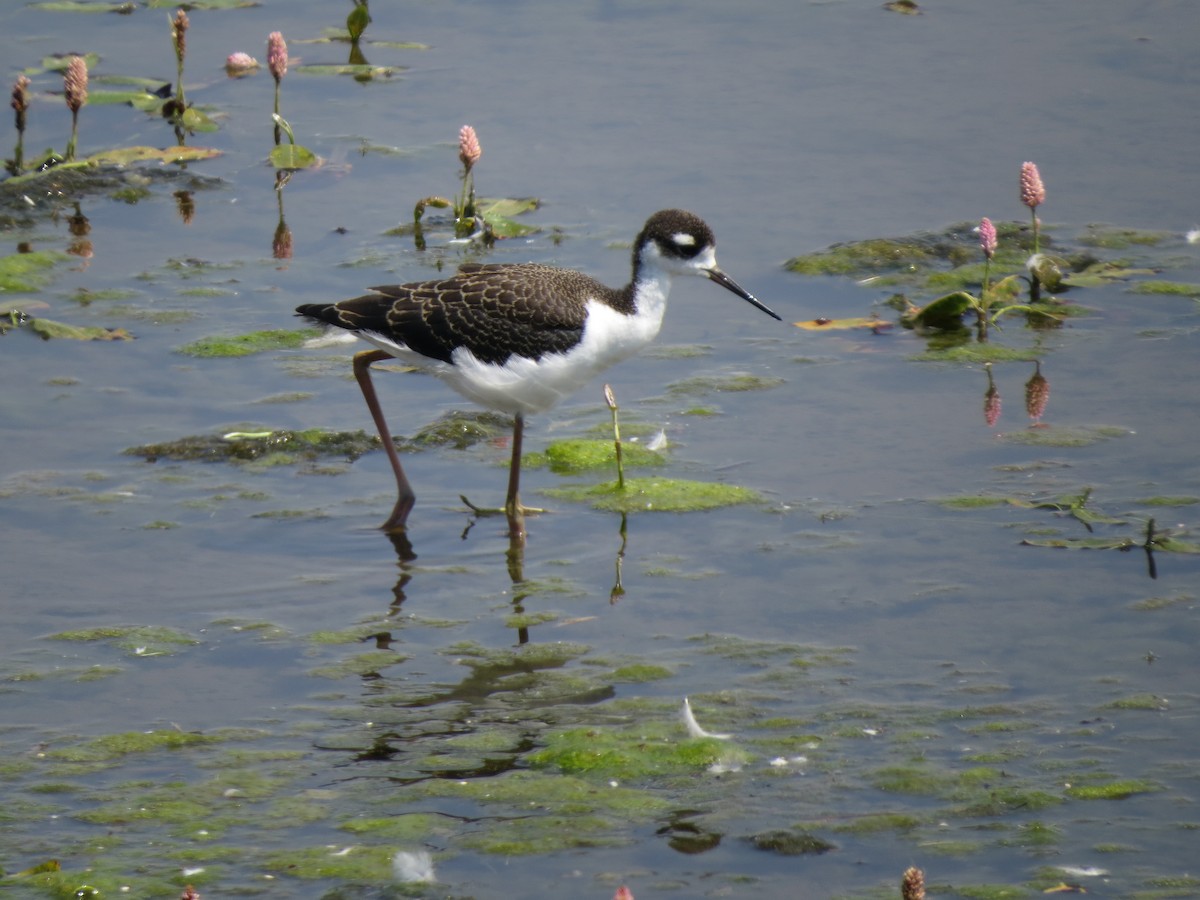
<box><xmin>505</xmin><ymin>414</ymin><xmax>526</xmax><ymax>542</ymax></box>
<box><xmin>353</xmin><ymin>349</ymin><xmax>415</xmax><ymax>531</ymax></box>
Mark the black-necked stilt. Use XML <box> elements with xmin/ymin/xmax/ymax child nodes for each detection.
<box><xmin>296</xmin><ymin>208</ymin><xmax>780</xmax><ymax>537</ymax></box>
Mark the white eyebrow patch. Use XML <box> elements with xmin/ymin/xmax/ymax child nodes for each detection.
<box><xmin>670</xmin><ymin>232</ymin><xmax>697</xmax><ymax>246</ymax></box>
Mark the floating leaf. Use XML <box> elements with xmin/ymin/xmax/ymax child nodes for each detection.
<box><xmin>1022</xmin><ymin>536</ymin><xmax>1139</xmax><ymax>551</ymax></box>
<box><xmin>88</xmin><ymin>89</ymin><xmax>157</xmax><ymax>106</ymax></box>
<box><xmin>292</xmin><ymin>64</ymin><xmax>404</xmax><ymax>79</ymax></box>
<box><xmin>485</xmin><ymin>214</ymin><xmax>540</xmax><ymax>238</ymax></box>
<box><xmin>87</xmin><ymin>145</ymin><xmax>222</xmax><ymax>165</ymax></box>
<box><xmin>28</xmin><ymin>317</ymin><xmax>134</xmax><ymax>341</ymax></box>
<box><xmin>794</xmin><ymin>315</ymin><xmax>892</xmax><ymax>332</ymax></box>
<box><xmin>180</xmin><ymin>107</ymin><xmax>220</xmax><ymax>133</ymax></box>
<box><xmin>270</xmin><ymin>143</ymin><xmax>318</xmax><ymax>170</ymax></box>
<box><xmin>480</xmin><ymin>197</ymin><xmax>540</xmax><ymax>218</ymax></box>
<box><xmin>40</xmin><ymin>52</ymin><xmax>102</xmax><ymax>72</ymax></box>
<box><xmin>28</xmin><ymin>1</ymin><xmax>133</xmax><ymax>10</ymax></box>
<box><xmin>93</xmin><ymin>74</ymin><xmax>170</xmax><ymax>89</ymax></box>
<box><xmin>1060</xmin><ymin>261</ymin><xmax>1156</xmax><ymax>288</ymax></box>
<box><xmin>371</xmin><ymin>40</ymin><xmax>432</xmax><ymax>50</ymax></box>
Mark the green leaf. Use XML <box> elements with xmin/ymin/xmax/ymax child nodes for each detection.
<box><xmin>346</xmin><ymin>2</ymin><xmax>371</xmax><ymax>40</ymax></box>
<box><xmin>87</xmin><ymin>145</ymin><xmax>223</xmax><ymax>164</ymax></box>
<box><xmin>180</xmin><ymin>107</ymin><xmax>219</xmax><ymax>133</ymax></box>
<box><xmin>128</xmin><ymin>93</ymin><xmax>167</xmax><ymax>113</ymax></box>
<box><xmin>913</xmin><ymin>291</ymin><xmax>974</xmax><ymax>330</ymax></box>
<box><xmin>40</xmin><ymin>52</ymin><xmax>102</xmax><ymax>72</ymax></box>
<box><xmin>271</xmin><ymin>113</ymin><xmax>295</xmax><ymax>143</ymax></box>
<box><xmin>270</xmin><ymin>143</ymin><xmax>318</xmax><ymax>170</ymax></box>
<box><xmin>293</xmin><ymin>64</ymin><xmax>405</xmax><ymax>79</ymax></box>
<box><xmin>479</xmin><ymin>197</ymin><xmax>540</xmax><ymax>218</ymax></box>
<box><xmin>1061</xmin><ymin>261</ymin><xmax>1156</xmax><ymax>288</ymax></box>
<box><xmin>485</xmin><ymin>215</ymin><xmax>540</xmax><ymax>239</ymax></box>
<box><xmin>28</xmin><ymin>1</ymin><xmax>134</xmax><ymax>10</ymax></box>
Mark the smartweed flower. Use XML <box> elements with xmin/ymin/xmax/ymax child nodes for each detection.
<box><xmin>63</xmin><ymin>55</ymin><xmax>88</xmax><ymax>160</ymax></box>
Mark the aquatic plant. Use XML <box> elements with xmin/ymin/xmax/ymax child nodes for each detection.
<box><xmin>347</xmin><ymin>0</ymin><xmax>371</xmax><ymax>43</ymax></box>
<box><xmin>266</xmin><ymin>31</ymin><xmax>316</xmax><ymax>170</ymax></box>
<box><xmin>268</xmin><ymin>30</ymin><xmax>287</xmax><ymax>144</ymax></box>
<box><xmin>904</xmin><ymin>213</ymin><xmax>1060</xmax><ymax>341</ymax></box>
<box><xmin>63</xmin><ymin>55</ymin><xmax>88</xmax><ymax>161</ymax></box>
<box><xmin>171</xmin><ymin>9</ymin><xmax>188</xmax><ymax>107</ymax></box>
<box><xmin>603</xmin><ymin>383</ymin><xmax>626</xmax><ymax>490</ymax></box>
<box><xmin>1020</xmin><ymin>161</ymin><xmax>1045</xmax><ymax>252</ymax></box>
<box><xmin>901</xmin><ymin>866</ymin><xmax>926</xmax><ymax>900</ymax></box>
<box><xmin>412</xmin><ymin>124</ymin><xmax>490</xmax><ymax>243</ymax></box>
<box><xmin>8</xmin><ymin>74</ymin><xmax>30</xmax><ymax>175</ymax></box>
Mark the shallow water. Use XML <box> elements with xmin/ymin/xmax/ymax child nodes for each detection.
<box><xmin>3</xmin><ymin>1</ymin><xmax>1200</xmax><ymax>898</ymax></box>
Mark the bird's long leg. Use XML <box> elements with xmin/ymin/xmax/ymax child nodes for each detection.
<box><xmin>353</xmin><ymin>348</ymin><xmax>415</xmax><ymax>532</ymax></box>
<box><xmin>504</xmin><ymin>414</ymin><xmax>526</xmax><ymax>542</ymax></box>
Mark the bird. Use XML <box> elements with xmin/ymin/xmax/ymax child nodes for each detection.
<box><xmin>295</xmin><ymin>208</ymin><xmax>780</xmax><ymax>538</ymax></box>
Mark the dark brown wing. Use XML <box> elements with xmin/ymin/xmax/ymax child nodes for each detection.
<box><xmin>298</xmin><ymin>263</ymin><xmax>611</xmax><ymax>366</ymax></box>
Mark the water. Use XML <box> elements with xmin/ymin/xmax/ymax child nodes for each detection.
<box><xmin>2</xmin><ymin>1</ymin><xmax>1199</xmax><ymax>897</ymax></box>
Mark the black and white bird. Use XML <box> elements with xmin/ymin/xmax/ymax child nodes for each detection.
<box><xmin>296</xmin><ymin>208</ymin><xmax>780</xmax><ymax>537</ymax></box>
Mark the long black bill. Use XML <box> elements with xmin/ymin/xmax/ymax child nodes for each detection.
<box><xmin>706</xmin><ymin>268</ymin><xmax>781</xmax><ymax>321</ymax></box>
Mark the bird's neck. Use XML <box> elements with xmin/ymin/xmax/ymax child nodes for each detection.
<box><xmin>616</xmin><ymin>262</ymin><xmax>672</xmax><ymax>322</ymax></box>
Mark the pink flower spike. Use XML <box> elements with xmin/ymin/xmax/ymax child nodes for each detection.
<box><xmin>613</xmin><ymin>888</ymin><xmax>635</xmax><ymax>900</ymax></box>
<box><xmin>978</xmin><ymin>217</ymin><xmax>997</xmax><ymax>260</ymax></box>
<box><xmin>1020</xmin><ymin>161</ymin><xmax>1045</xmax><ymax>209</ymax></box>
<box><xmin>64</xmin><ymin>55</ymin><xmax>88</xmax><ymax>114</ymax></box>
<box><xmin>267</xmin><ymin>31</ymin><xmax>288</xmax><ymax>82</ymax></box>
<box><xmin>172</xmin><ymin>9</ymin><xmax>189</xmax><ymax>60</ymax></box>
<box><xmin>11</xmin><ymin>74</ymin><xmax>30</xmax><ymax>115</ymax></box>
<box><xmin>458</xmin><ymin>124</ymin><xmax>482</xmax><ymax>171</ymax></box>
